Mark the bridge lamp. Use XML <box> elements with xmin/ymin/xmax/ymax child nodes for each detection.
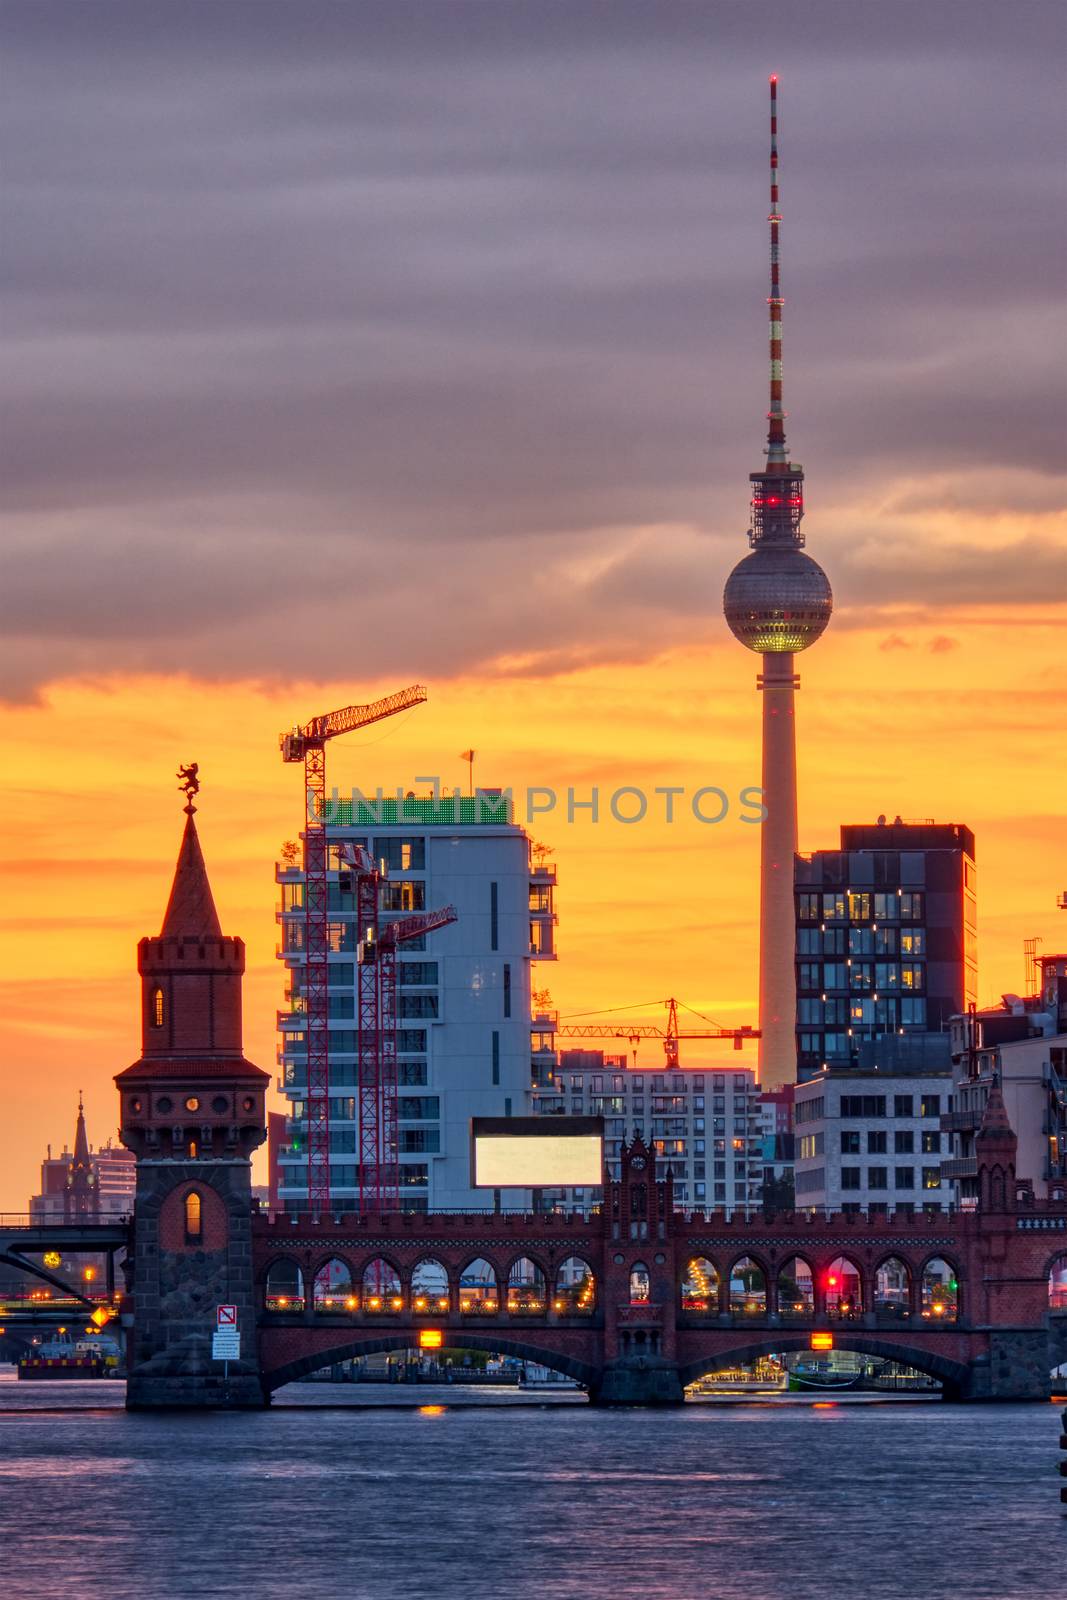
<box><xmin>83</xmin><ymin>1267</ymin><xmax>97</xmax><ymax>1283</ymax></box>
<box><xmin>43</xmin><ymin>1251</ymin><xmax>62</xmax><ymax>1269</ymax></box>
<box><xmin>419</xmin><ymin>1329</ymin><xmax>443</xmax><ymax>1350</ymax></box>
<box><xmin>344</xmin><ymin>1296</ymin><xmax>358</xmax><ymax>1311</ymax></box>
<box><xmin>90</xmin><ymin>1307</ymin><xmax>113</xmax><ymax>1328</ymax></box>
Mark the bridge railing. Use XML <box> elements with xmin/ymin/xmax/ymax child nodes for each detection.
<box><xmin>0</xmin><ymin>1214</ymin><xmax>132</xmax><ymax>1228</ymax></box>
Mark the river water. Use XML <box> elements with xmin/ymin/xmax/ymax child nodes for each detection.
<box><xmin>1</xmin><ymin>1376</ymin><xmax>1062</xmax><ymax>1600</ymax></box>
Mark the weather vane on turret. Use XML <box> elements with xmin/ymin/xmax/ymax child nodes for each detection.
<box><xmin>177</xmin><ymin>763</ymin><xmax>200</xmax><ymax>815</ymax></box>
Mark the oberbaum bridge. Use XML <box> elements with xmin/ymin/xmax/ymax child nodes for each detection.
<box><xmin>3</xmin><ymin>809</ymin><xmax>1066</xmax><ymax>1407</ymax></box>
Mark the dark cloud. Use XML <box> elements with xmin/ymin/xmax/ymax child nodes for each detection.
<box><xmin>1</xmin><ymin>1</ymin><xmax>1063</xmax><ymax>698</ymax></box>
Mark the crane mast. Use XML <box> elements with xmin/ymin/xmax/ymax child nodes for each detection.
<box><xmin>280</xmin><ymin>685</ymin><xmax>427</xmax><ymax>1214</ymax></box>
<box><xmin>556</xmin><ymin>997</ymin><xmax>759</xmax><ymax>1067</ymax></box>
<box><xmin>341</xmin><ymin>840</ymin><xmax>456</xmax><ymax>1212</ymax></box>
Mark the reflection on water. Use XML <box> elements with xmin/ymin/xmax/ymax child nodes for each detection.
<box><xmin>0</xmin><ymin>1377</ymin><xmax>1059</xmax><ymax>1600</ymax></box>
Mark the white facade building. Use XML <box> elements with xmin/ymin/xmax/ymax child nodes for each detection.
<box><xmin>276</xmin><ymin>793</ymin><xmax>556</xmax><ymax>1212</ymax></box>
<box><xmin>531</xmin><ymin>1052</ymin><xmax>762</xmax><ymax>1213</ymax></box>
<box><xmin>794</xmin><ymin>1070</ymin><xmax>953</xmax><ymax>1213</ymax></box>
<box><xmin>942</xmin><ymin>958</ymin><xmax>1067</xmax><ymax>1204</ymax></box>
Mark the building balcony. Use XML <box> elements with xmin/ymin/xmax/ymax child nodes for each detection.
<box><xmin>940</xmin><ymin>1108</ymin><xmax>981</xmax><ymax>1134</ymax></box>
<box><xmin>940</xmin><ymin>1157</ymin><xmax>977</xmax><ymax>1181</ymax></box>
<box><xmin>529</xmin><ymin>863</ymin><xmax>557</xmax><ymax>885</ymax></box>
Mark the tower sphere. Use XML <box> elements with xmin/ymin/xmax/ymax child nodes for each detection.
<box><xmin>723</xmin><ymin>543</ymin><xmax>833</xmax><ymax>654</ymax></box>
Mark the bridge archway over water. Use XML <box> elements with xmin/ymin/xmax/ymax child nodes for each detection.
<box><xmin>678</xmin><ymin>1335</ymin><xmax>971</xmax><ymax>1398</ymax></box>
<box><xmin>260</xmin><ymin>1333</ymin><xmax>595</xmax><ymax>1396</ymax></box>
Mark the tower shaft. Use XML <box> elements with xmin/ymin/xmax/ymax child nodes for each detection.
<box><xmin>758</xmin><ymin>653</ymin><xmax>799</xmax><ymax>1089</ymax></box>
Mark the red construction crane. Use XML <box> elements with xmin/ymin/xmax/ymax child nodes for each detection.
<box><xmin>338</xmin><ymin>843</ymin><xmax>456</xmax><ymax>1212</ymax></box>
<box><xmin>557</xmin><ymin>997</ymin><xmax>759</xmax><ymax>1069</ymax></box>
<box><xmin>280</xmin><ymin>685</ymin><xmax>427</xmax><ymax>1213</ymax></box>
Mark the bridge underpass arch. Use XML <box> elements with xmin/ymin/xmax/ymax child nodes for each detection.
<box><xmin>260</xmin><ymin>1331</ymin><xmax>596</xmax><ymax>1396</ymax></box>
<box><xmin>677</xmin><ymin>1334</ymin><xmax>972</xmax><ymax>1399</ymax></box>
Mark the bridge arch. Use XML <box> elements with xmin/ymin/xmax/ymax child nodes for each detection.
<box><xmin>260</xmin><ymin>1331</ymin><xmax>596</xmax><ymax>1395</ymax></box>
<box><xmin>312</xmin><ymin>1257</ymin><xmax>357</xmax><ymax>1312</ymax></box>
<box><xmin>1046</xmin><ymin>1250</ymin><xmax>1067</xmax><ymax>1310</ymax></box>
<box><xmin>727</xmin><ymin>1253</ymin><xmax>768</xmax><ymax>1316</ymax></box>
<box><xmin>361</xmin><ymin>1257</ymin><xmax>403</xmax><ymax>1309</ymax></box>
<box><xmin>263</xmin><ymin>1257</ymin><xmax>305</xmax><ymax>1311</ymax></box>
<box><xmin>554</xmin><ymin>1256</ymin><xmax>596</xmax><ymax>1314</ymax></box>
<box><xmin>458</xmin><ymin>1257</ymin><xmax>498</xmax><ymax>1313</ymax></box>
<box><xmin>823</xmin><ymin>1254</ymin><xmax>865</xmax><ymax>1318</ymax></box>
<box><xmin>680</xmin><ymin>1256</ymin><xmax>721</xmax><ymax>1315</ymax></box>
<box><xmin>872</xmin><ymin>1255</ymin><xmax>912</xmax><ymax>1319</ymax></box>
<box><xmin>677</xmin><ymin>1334</ymin><xmax>971</xmax><ymax>1397</ymax></box>
<box><xmin>504</xmin><ymin>1254</ymin><xmax>550</xmax><ymax>1314</ymax></box>
<box><xmin>776</xmin><ymin>1255</ymin><xmax>815</xmax><ymax>1321</ymax></box>
<box><xmin>919</xmin><ymin>1256</ymin><xmax>960</xmax><ymax>1322</ymax></box>
<box><xmin>410</xmin><ymin>1257</ymin><xmax>450</xmax><ymax>1312</ymax></box>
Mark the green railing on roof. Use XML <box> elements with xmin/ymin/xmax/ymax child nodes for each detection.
<box><xmin>322</xmin><ymin>792</ymin><xmax>514</xmax><ymax>827</ymax></box>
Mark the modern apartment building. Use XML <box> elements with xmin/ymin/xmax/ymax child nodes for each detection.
<box><xmin>531</xmin><ymin>1049</ymin><xmax>762</xmax><ymax>1213</ymax></box>
<box><xmin>795</xmin><ymin>819</ymin><xmax>977</xmax><ymax>1079</ymax></box>
<box><xmin>275</xmin><ymin>792</ymin><xmax>556</xmax><ymax>1212</ymax></box>
<box><xmin>942</xmin><ymin>953</ymin><xmax>1067</xmax><ymax>1205</ymax></box>
<box><xmin>794</xmin><ymin>1069</ymin><xmax>953</xmax><ymax>1213</ymax></box>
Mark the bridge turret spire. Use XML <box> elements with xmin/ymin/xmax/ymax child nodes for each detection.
<box><xmin>116</xmin><ymin>791</ymin><xmax>267</xmax><ymax>1409</ymax></box>
<box><xmin>975</xmin><ymin>1078</ymin><xmax>1018</xmax><ymax>1212</ymax></box>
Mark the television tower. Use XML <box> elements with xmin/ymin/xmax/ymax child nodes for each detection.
<box><xmin>723</xmin><ymin>76</ymin><xmax>833</xmax><ymax>1089</ymax></box>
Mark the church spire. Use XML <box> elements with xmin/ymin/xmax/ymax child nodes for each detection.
<box><xmin>73</xmin><ymin>1090</ymin><xmax>90</xmax><ymax>1165</ymax></box>
<box><xmin>65</xmin><ymin>1090</ymin><xmax>97</xmax><ymax>1220</ymax></box>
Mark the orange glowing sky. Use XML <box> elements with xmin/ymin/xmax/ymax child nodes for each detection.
<box><xmin>1</xmin><ymin>607</ymin><xmax>1064</xmax><ymax>1209</ymax></box>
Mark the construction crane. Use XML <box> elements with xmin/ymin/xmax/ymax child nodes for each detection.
<box><xmin>337</xmin><ymin>843</ymin><xmax>456</xmax><ymax>1213</ymax></box>
<box><xmin>557</xmin><ymin>997</ymin><xmax>759</xmax><ymax>1069</ymax></box>
<box><xmin>280</xmin><ymin>685</ymin><xmax>427</xmax><ymax>1213</ymax></box>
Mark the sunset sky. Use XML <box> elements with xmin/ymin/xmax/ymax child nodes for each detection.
<box><xmin>1</xmin><ymin>2</ymin><xmax>1064</xmax><ymax>1211</ymax></box>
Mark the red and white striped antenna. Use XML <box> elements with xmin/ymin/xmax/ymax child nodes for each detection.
<box><xmin>766</xmin><ymin>73</ymin><xmax>788</xmax><ymax>468</ymax></box>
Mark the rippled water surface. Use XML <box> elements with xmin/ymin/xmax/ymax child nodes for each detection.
<box><xmin>2</xmin><ymin>1376</ymin><xmax>1062</xmax><ymax>1600</ymax></box>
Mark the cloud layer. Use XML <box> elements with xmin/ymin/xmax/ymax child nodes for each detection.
<box><xmin>2</xmin><ymin>1</ymin><xmax>1064</xmax><ymax>699</ymax></box>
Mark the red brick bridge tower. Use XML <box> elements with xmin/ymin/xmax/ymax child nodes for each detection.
<box><xmin>116</xmin><ymin>789</ymin><xmax>269</xmax><ymax>1408</ymax></box>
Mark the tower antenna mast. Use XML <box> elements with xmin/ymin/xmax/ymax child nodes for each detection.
<box><xmin>767</xmin><ymin>74</ymin><xmax>787</xmax><ymax>467</ymax></box>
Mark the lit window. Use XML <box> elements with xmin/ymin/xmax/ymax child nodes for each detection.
<box><xmin>151</xmin><ymin>988</ymin><xmax>165</xmax><ymax>1028</ymax></box>
<box><xmin>185</xmin><ymin>1096</ymin><xmax>200</xmax><ymax>1113</ymax></box>
<box><xmin>185</xmin><ymin>1191</ymin><xmax>202</xmax><ymax>1240</ymax></box>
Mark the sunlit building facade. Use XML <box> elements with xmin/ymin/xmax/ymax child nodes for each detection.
<box><xmin>794</xmin><ymin>1070</ymin><xmax>953</xmax><ymax>1213</ymax></box>
<box><xmin>531</xmin><ymin>1051</ymin><xmax>761</xmax><ymax>1213</ymax></box>
<box><xmin>795</xmin><ymin>820</ymin><xmax>977</xmax><ymax>1079</ymax></box>
<box><xmin>275</xmin><ymin>794</ymin><xmax>556</xmax><ymax>1212</ymax></box>
<box><xmin>942</xmin><ymin>953</ymin><xmax>1067</xmax><ymax>1205</ymax></box>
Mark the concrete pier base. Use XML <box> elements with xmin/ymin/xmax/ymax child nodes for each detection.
<box><xmin>589</xmin><ymin>1358</ymin><xmax>685</xmax><ymax>1407</ymax></box>
<box><xmin>951</xmin><ymin>1330</ymin><xmax>1053</xmax><ymax>1401</ymax></box>
<box><xmin>126</xmin><ymin>1373</ymin><xmax>267</xmax><ymax>1409</ymax></box>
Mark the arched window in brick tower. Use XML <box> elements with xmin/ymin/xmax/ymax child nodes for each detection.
<box><xmin>151</xmin><ymin>987</ymin><xmax>165</xmax><ymax>1028</ymax></box>
<box><xmin>184</xmin><ymin>1191</ymin><xmax>202</xmax><ymax>1242</ymax></box>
